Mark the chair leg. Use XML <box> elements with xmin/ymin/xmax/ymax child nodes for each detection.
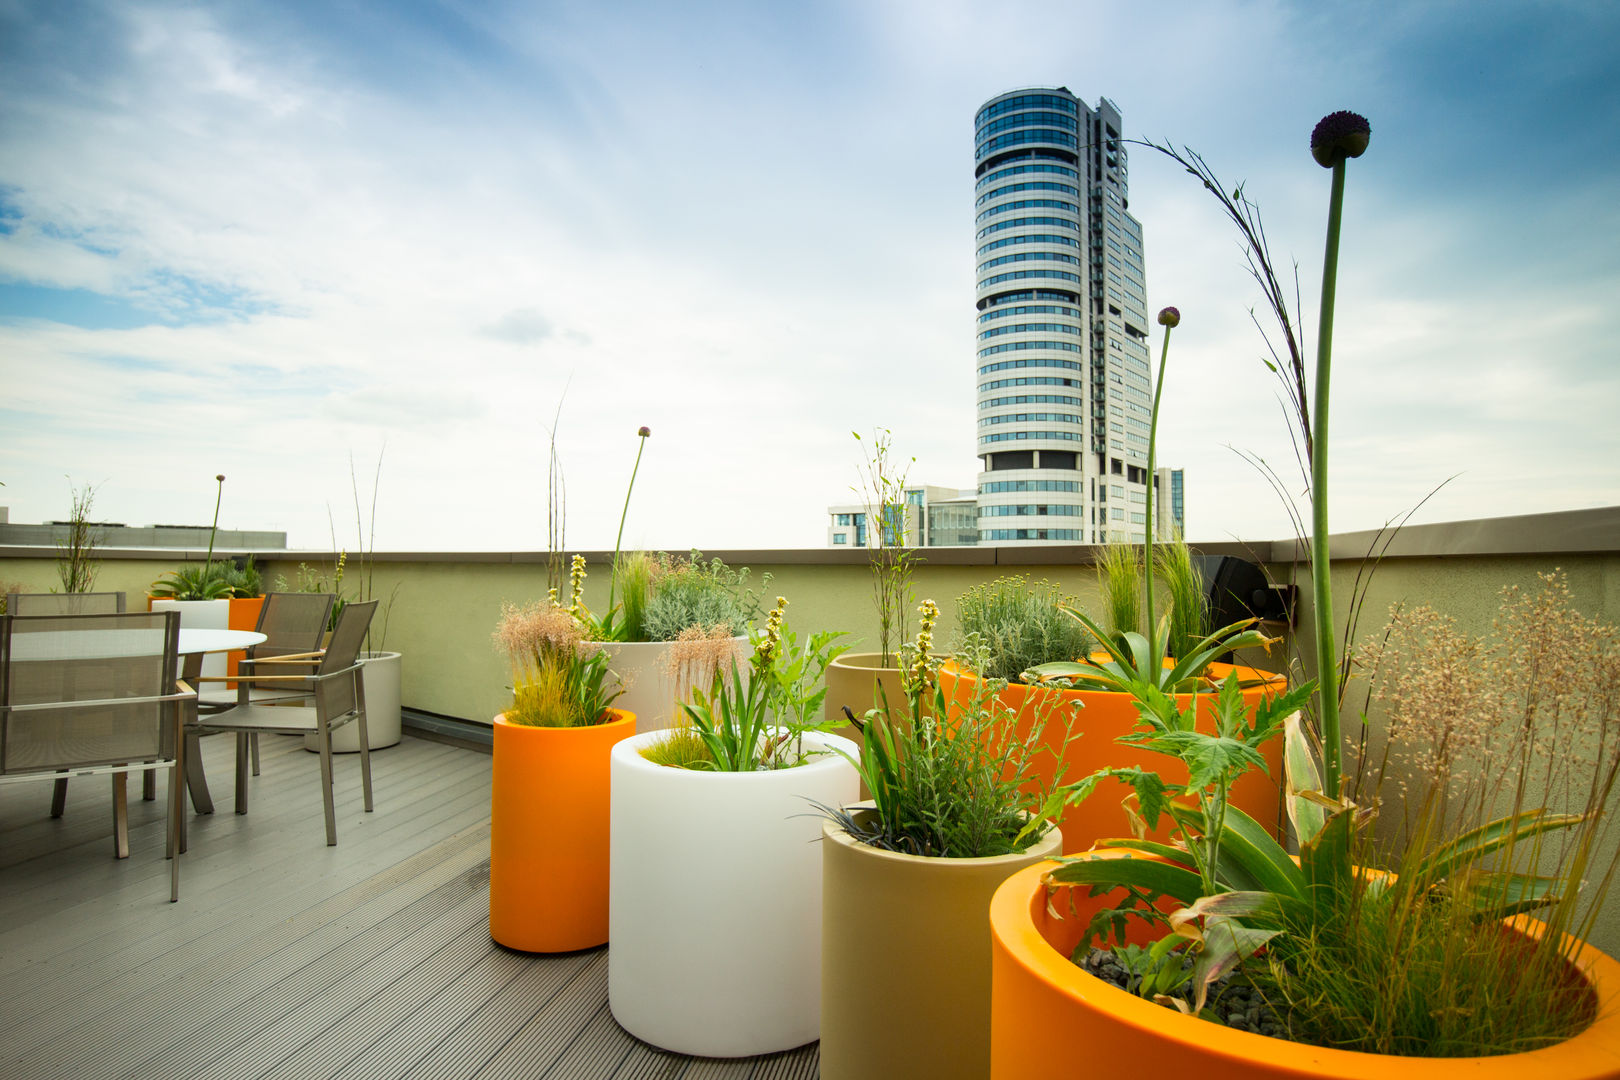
<box><xmin>234</xmin><ymin>734</ymin><xmax>250</xmax><ymax>815</ymax></box>
<box><xmin>111</xmin><ymin>773</ymin><xmax>130</xmax><ymax>859</ymax></box>
<box><xmin>170</xmin><ymin>709</ymin><xmax>182</xmax><ymax>901</ymax></box>
<box><xmin>250</xmin><ymin>732</ymin><xmax>261</xmax><ymax>776</ymax></box>
<box><xmin>184</xmin><ymin>727</ymin><xmax>214</xmax><ymax>814</ymax></box>
<box><xmin>357</xmin><ymin>709</ymin><xmax>373</xmax><ymax>815</ymax></box>
<box><xmin>317</xmin><ymin>723</ymin><xmax>337</xmax><ymax>846</ymax></box>
<box><xmin>51</xmin><ymin>776</ymin><xmax>68</xmax><ymax>818</ymax></box>
<box><xmin>143</xmin><ymin>767</ymin><xmax>156</xmax><ymax>801</ymax></box>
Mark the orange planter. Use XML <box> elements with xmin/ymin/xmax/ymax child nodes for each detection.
<box><xmin>489</xmin><ymin>708</ymin><xmax>636</xmax><ymax>952</ymax></box>
<box><xmin>938</xmin><ymin>660</ymin><xmax>1288</xmax><ymax>855</ymax></box>
<box><xmin>989</xmin><ymin>857</ymin><xmax>1620</xmax><ymax>1078</ymax></box>
<box><xmin>226</xmin><ymin>596</ymin><xmax>265</xmax><ymax>684</ymax></box>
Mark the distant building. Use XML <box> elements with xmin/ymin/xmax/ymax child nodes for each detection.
<box><xmin>974</xmin><ymin>87</ymin><xmax>1155</xmax><ymax>544</ymax></box>
<box><xmin>0</xmin><ymin>508</ymin><xmax>286</xmax><ymax>550</ymax></box>
<box><xmin>826</xmin><ymin>485</ymin><xmax>978</xmax><ymax>548</ymax></box>
<box><xmin>1154</xmin><ymin>466</ymin><xmax>1185</xmax><ymax>540</ymax></box>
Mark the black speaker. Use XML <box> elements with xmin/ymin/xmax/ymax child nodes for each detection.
<box><xmin>1191</xmin><ymin>556</ymin><xmax>1293</xmax><ymax>628</ymax></box>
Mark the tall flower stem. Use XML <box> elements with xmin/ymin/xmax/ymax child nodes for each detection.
<box><xmin>1143</xmin><ymin>308</ymin><xmax>1178</xmax><ymax>648</ymax></box>
<box><xmin>204</xmin><ymin>474</ymin><xmax>225</xmax><ymax>580</ymax></box>
<box><xmin>606</xmin><ymin>427</ymin><xmax>651</xmax><ymax>617</ymax></box>
<box><xmin>1308</xmin><ymin>110</ymin><xmax>1369</xmax><ymax>797</ymax></box>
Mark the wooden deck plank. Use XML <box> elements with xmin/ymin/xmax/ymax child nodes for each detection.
<box><xmin>0</xmin><ymin>735</ymin><xmax>828</xmax><ymax>1080</ymax></box>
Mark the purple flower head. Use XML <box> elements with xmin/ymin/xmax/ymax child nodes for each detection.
<box><xmin>637</xmin><ymin>426</ymin><xmax>651</xmax><ymax>438</ymax></box>
<box><xmin>215</xmin><ymin>474</ymin><xmax>226</xmax><ymax>482</ymax></box>
<box><xmin>1157</xmin><ymin>306</ymin><xmax>1180</xmax><ymax>328</ymax></box>
<box><xmin>1311</xmin><ymin>111</ymin><xmax>1371</xmax><ymax>168</ymax></box>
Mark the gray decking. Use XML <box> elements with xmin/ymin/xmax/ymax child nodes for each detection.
<box><xmin>0</xmin><ymin>731</ymin><xmax>819</xmax><ymax>1079</ymax></box>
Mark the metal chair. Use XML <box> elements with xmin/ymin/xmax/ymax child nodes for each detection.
<box><xmin>201</xmin><ymin>601</ymin><xmax>377</xmax><ymax>845</ymax></box>
<box><xmin>194</xmin><ymin>592</ymin><xmax>334</xmax><ymax>777</ymax></box>
<box><xmin>0</xmin><ymin>610</ymin><xmax>192</xmax><ymax>901</ymax></box>
<box><xmin>6</xmin><ymin>592</ymin><xmax>127</xmax><ymax>615</ymax></box>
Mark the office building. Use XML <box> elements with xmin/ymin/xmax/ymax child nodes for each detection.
<box><xmin>974</xmin><ymin>88</ymin><xmax>1155</xmax><ymax>544</ymax></box>
<box><xmin>826</xmin><ymin>485</ymin><xmax>978</xmax><ymax>548</ymax></box>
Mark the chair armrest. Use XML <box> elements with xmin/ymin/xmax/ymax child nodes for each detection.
<box><xmin>195</xmin><ymin>673</ymin><xmax>314</xmax><ymax>683</ymax></box>
<box><xmin>174</xmin><ymin>678</ymin><xmax>197</xmax><ymax>699</ymax></box>
<box><xmin>240</xmin><ymin>650</ymin><xmax>326</xmax><ymax>666</ymax></box>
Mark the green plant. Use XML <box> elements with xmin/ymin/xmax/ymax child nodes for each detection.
<box><xmin>675</xmin><ymin>596</ymin><xmax>848</xmax><ymax>771</ymax></box>
<box><xmin>221</xmin><ymin>556</ymin><xmax>262</xmax><ymax>599</ymax></box>
<box><xmin>640</xmin><ymin>552</ymin><xmax>765</xmax><ymax>641</ymax></box>
<box><xmin>275</xmin><ymin>553</ymin><xmax>347</xmax><ymax>628</ymax></box>
<box><xmin>494</xmin><ymin>599</ymin><xmax>623</xmax><ymax>727</ymax></box>
<box><xmin>1095</xmin><ymin>542</ymin><xmax>1141</xmax><ymax>641</ymax></box>
<box><xmin>852</xmin><ymin>428</ymin><xmax>919</xmax><ymax>666</ymax></box>
<box><xmin>1154</xmin><ymin>539</ymin><xmax>1210</xmax><ymax>663</ymax></box>
<box><xmin>953</xmin><ymin>575</ymin><xmax>1095</xmax><ymax>684</ymax></box>
<box><xmin>54</xmin><ymin>480</ymin><xmax>101</xmax><ymax>594</ymax></box>
<box><xmin>824</xmin><ymin>600</ymin><xmax>1081</xmax><ymax>858</ymax></box>
<box><xmin>615</xmin><ymin>551</ymin><xmax>655</xmax><ymax>642</ymax></box>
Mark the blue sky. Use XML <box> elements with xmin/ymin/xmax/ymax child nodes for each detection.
<box><xmin>1</xmin><ymin>0</ymin><xmax>1616</xmax><ymax>551</ymax></box>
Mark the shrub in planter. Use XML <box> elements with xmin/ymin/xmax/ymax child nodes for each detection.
<box><xmin>609</xmin><ymin>598</ymin><xmax>856</xmax><ymax>1056</ymax></box>
<box><xmin>816</xmin><ymin>601</ymin><xmax>1075</xmax><ymax>1080</ymax></box>
<box><xmin>488</xmin><ymin>600</ymin><xmax>631</xmax><ymax>953</ymax></box>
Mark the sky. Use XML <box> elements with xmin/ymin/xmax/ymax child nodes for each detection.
<box><xmin>1</xmin><ymin>0</ymin><xmax>1617</xmax><ymax>553</ymax></box>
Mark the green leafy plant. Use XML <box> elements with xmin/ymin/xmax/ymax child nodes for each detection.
<box><xmin>276</xmin><ymin>554</ymin><xmax>347</xmax><ymax>629</ymax></box>
<box><xmin>220</xmin><ymin>556</ymin><xmax>262</xmax><ymax>599</ymax></box>
<box><xmin>1095</xmin><ymin>542</ymin><xmax>1142</xmax><ymax>641</ymax></box>
<box><xmin>852</xmin><ymin>428</ymin><xmax>919</xmax><ymax>666</ymax></box>
<box><xmin>953</xmin><ymin>575</ymin><xmax>1095</xmax><ymax>684</ymax></box>
<box><xmin>54</xmin><ymin>480</ymin><xmax>101</xmax><ymax>594</ymax></box>
<box><xmin>567</xmin><ymin>549</ymin><xmax>767</xmax><ymax>644</ymax></box>
<box><xmin>1155</xmin><ymin>539</ymin><xmax>1211</xmax><ymax>663</ymax></box>
<box><xmin>673</xmin><ymin>596</ymin><xmax>848</xmax><ymax>771</ymax></box>
<box><xmin>824</xmin><ymin>600</ymin><xmax>1081</xmax><ymax>858</ymax></box>
<box><xmin>494</xmin><ymin>599</ymin><xmax>623</xmax><ymax>727</ymax></box>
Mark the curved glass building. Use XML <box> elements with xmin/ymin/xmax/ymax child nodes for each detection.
<box><xmin>974</xmin><ymin>88</ymin><xmax>1154</xmax><ymax>544</ymax></box>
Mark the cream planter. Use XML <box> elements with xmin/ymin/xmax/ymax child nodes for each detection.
<box><xmin>608</xmin><ymin>729</ymin><xmax>860</xmax><ymax>1057</ymax></box>
<box><xmin>304</xmin><ymin>650</ymin><xmax>402</xmax><ymax>753</ymax></box>
<box><xmin>597</xmin><ymin>636</ymin><xmax>747</xmax><ymax>731</ymax></box>
<box><xmin>150</xmin><ymin>598</ymin><xmax>232</xmax><ymax>678</ymax></box>
<box><xmin>820</xmin><ymin>816</ymin><xmax>1063</xmax><ymax>1080</ymax></box>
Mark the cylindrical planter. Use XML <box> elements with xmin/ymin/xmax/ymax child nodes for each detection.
<box><xmin>989</xmin><ymin>857</ymin><xmax>1620</xmax><ymax>1079</ymax></box>
<box><xmin>939</xmin><ymin>661</ymin><xmax>1287</xmax><ymax>854</ymax></box>
<box><xmin>489</xmin><ymin>708</ymin><xmax>636</xmax><ymax>953</ymax></box>
<box><xmin>150</xmin><ymin>597</ymin><xmax>232</xmax><ymax>678</ymax></box>
<box><xmin>820</xmin><ymin>815</ymin><xmax>1063</xmax><ymax>1080</ymax></box>
<box><xmin>608</xmin><ymin>729</ymin><xmax>859</xmax><ymax>1057</ymax></box>
<box><xmin>303</xmin><ymin>650</ymin><xmax>402</xmax><ymax>753</ymax></box>
<box><xmin>822</xmin><ymin>651</ymin><xmax>906</xmax><ymax>727</ymax></box>
<box><xmin>226</xmin><ymin>595</ymin><xmax>265</xmax><ymax>683</ymax></box>
<box><xmin>597</xmin><ymin>636</ymin><xmax>748</xmax><ymax>732</ymax></box>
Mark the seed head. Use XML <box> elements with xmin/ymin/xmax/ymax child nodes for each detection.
<box><xmin>1311</xmin><ymin>111</ymin><xmax>1371</xmax><ymax>168</ymax></box>
<box><xmin>638</xmin><ymin>426</ymin><xmax>651</xmax><ymax>438</ymax></box>
<box><xmin>1157</xmin><ymin>307</ymin><xmax>1180</xmax><ymax>328</ymax></box>
<box><xmin>216</xmin><ymin>474</ymin><xmax>226</xmax><ymax>482</ymax></box>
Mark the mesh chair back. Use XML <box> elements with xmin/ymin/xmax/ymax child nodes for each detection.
<box><xmin>314</xmin><ymin>601</ymin><xmax>377</xmax><ymax>720</ymax></box>
<box><xmin>0</xmin><ymin>611</ymin><xmax>181</xmax><ymax>773</ymax></box>
<box><xmin>254</xmin><ymin>592</ymin><xmax>334</xmax><ymax>658</ymax></box>
<box><xmin>7</xmin><ymin>592</ymin><xmax>127</xmax><ymax>615</ymax></box>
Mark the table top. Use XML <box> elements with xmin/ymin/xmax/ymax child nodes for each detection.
<box><xmin>9</xmin><ymin>628</ymin><xmax>266</xmax><ymax>661</ymax></box>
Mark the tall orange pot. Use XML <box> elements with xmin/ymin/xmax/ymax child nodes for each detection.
<box><xmin>226</xmin><ymin>595</ymin><xmax>265</xmax><ymax>684</ymax></box>
<box><xmin>989</xmin><ymin>857</ymin><xmax>1620</xmax><ymax>1079</ymax></box>
<box><xmin>938</xmin><ymin>660</ymin><xmax>1287</xmax><ymax>855</ymax></box>
<box><xmin>489</xmin><ymin>708</ymin><xmax>636</xmax><ymax>952</ymax></box>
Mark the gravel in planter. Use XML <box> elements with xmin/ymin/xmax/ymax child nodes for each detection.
<box><xmin>1077</xmin><ymin>948</ymin><xmax>1293</xmax><ymax>1040</ymax></box>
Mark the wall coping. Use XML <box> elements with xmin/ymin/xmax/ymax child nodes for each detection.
<box><xmin>2</xmin><ymin>505</ymin><xmax>1614</xmax><ymax>566</ymax></box>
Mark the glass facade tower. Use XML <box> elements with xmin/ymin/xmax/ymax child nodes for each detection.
<box><xmin>974</xmin><ymin>89</ymin><xmax>1153</xmax><ymax>544</ymax></box>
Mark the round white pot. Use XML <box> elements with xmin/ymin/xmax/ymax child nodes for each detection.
<box><xmin>303</xmin><ymin>650</ymin><xmax>402</xmax><ymax>753</ymax></box>
<box><xmin>150</xmin><ymin>597</ymin><xmax>232</xmax><ymax>678</ymax></box>
<box><xmin>608</xmin><ymin>728</ymin><xmax>860</xmax><ymax>1057</ymax></box>
<box><xmin>596</xmin><ymin>636</ymin><xmax>748</xmax><ymax>731</ymax></box>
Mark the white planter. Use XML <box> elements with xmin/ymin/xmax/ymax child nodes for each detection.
<box><xmin>608</xmin><ymin>729</ymin><xmax>859</xmax><ymax>1057</ymax></box>
<box><xmin>596</xmin><ymin>636</ymin><xmax>748</xmax><ymax>731</ymax></box>
<box><xmin>150</xmin><ymin>598</ymin><xmax>232</xmax><ymax>678</ymax></box>
<box><xmin>303</xmin><ymin>650</ymin><xmax>402</xmax><ymax>753</ymax></box>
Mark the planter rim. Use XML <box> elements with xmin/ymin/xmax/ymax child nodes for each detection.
<box><xmin>494</xmin><ymin>707</ymin><xmax>635</xmax><ymax>733</ymax></box>
<box><xmin>615</xmin><ymin>728</ymin><xmax>856</xmax><ymax>782</ymax></box>
<box><xmin>941</xmin><ymin>656</ymin><xmax>1287</xmax><ymax>694</ymax></box>
<box><xmin>991</xmin><ymin>857</ymin><xmax>1620</xmax><ymax>1073</ymax></box>
<box><xmin>821</xmin><ymin>813</ymin><xmax>1062</xmax><ymax>869</ymax></box>
<box><xmin>829</xmin><ymin>651</ymin><xmax>902</xmax><ymax>673</ymax></box>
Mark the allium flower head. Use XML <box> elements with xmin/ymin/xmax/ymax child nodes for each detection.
<box><xmin>1310</xmin><ymin>111</ymin><xmax>1371</xmax><ymax>168</ymax></box>
<box><xmin>638</xmin><ymin>426</ymin><xmax>651</xmax><ymax>438</ymax></box>
<box><xmin>1157</xmin><ymin>307</ymin><xmax>1180</xmax><ymax>328</ymax></box>
<box><xmin>216</xmin><ymin>474</ymin><xmax>226</xmax><ymax>482</ymax></box>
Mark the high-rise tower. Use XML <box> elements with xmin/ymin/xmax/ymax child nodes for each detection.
<box><xmin>974</xmin><ymin>89</ymin><xmax>1154</xmax><ymax>544</ymax></box>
